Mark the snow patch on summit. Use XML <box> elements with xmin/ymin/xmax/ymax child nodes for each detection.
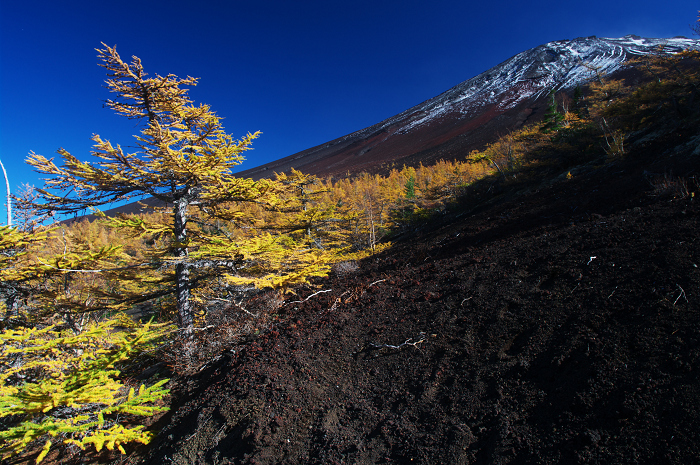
<box><xmin>384</xmin><ymin>35</ymin><xmax>700</xmax><ymax>134</ymax></box>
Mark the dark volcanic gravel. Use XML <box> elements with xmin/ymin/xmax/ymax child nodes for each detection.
<box><xmin>128</xmin><ymin>149</ymin><xmax>700</xmax><ymax>465</ymax></box>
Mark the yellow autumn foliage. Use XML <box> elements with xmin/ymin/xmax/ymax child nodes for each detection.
<box><xmin>0</xmin><ymin>317</ymin><xmax>173</xmax><ymax>463</ymax></box>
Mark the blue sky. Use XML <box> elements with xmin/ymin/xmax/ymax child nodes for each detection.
<box><xmin>0</xmin><ymin>0</ymin><xmax>697</xmax><ymax>217</ymax></box>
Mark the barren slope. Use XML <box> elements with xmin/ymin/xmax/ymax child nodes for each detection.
<box><xmin>121</xmin><ymin>121</ymin><xmax>700</xmax><ymax>465</ymax></box>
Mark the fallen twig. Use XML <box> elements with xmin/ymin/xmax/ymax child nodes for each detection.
<box><xmin>674</xmin><ymin>284</ymin><xmax>688</xmax><ymax>305</ymax></box>
<box><xmin>286</xmin><ymin>289</ymin><xmax>332</xmax><ymax>305</ymax></box>
<box><xmin>210</xmin><ymin>297</ymin><xmax>259</xmax><ymax>317</ymax></box>
<box><xmin>178</xmin><ymin>324</ymin><xmax>215</xmax><ymax>334</ymax></box>
<box><xmin>370</xmin><ymin>332</ymin><xmax>426</xmax><ymax>350</ymax></box>
<box><xmin>368</xmin><ymin>279</ymin><xmax>386</xmax><ymax>287</ymax></box>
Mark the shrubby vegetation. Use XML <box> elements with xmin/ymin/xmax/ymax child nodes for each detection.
<box><xmin>0</xmin><ymin>317</ymin><xmax>171</xmax><ymax>462</ymax></box>
<box><xmin>1</xmin><ymin>39</ymin><xmax>699</xmax><ymax>462</ymax></box>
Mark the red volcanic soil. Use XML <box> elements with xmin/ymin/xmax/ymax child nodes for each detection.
<box><xmin>236</xmin><ymin>66</ymin><xmax>652</xmax><ymax>182</ymax></box>
<box><xmin>236</xmin><ymin>100</ymin><xmax>542</xmax><ymax>181</ymax></box>
<box><xmin>112</xmin><ymin>143</ymin><xmax>700</xmax><ymax>465</ymax></box>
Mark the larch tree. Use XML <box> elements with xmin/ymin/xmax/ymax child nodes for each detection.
<box><xmin>26</xmin><ymin>44</ymin><xmax>283</xmax><ymax>331</ymax></box>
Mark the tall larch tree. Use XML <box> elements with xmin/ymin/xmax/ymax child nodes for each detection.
<box><xmin>26</xmin><ymin>44</ymin><xmax>281</xmax><ymax>331</ymax></box>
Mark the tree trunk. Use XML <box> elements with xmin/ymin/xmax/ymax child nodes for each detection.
<box><xmin>176</xmin><ymin>262</ymin><xmax>193</xmax><ymax>330</ymax></box>
<box><xmin>173</xmin><ymin>198</ymin><xmax>193</xmax><ymax>331</ymax></box>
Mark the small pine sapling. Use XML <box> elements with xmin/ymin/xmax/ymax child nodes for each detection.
<box><xmin>0</xmin><ymin>316</ymin><xmax>172</xmax><ymax>463</ymax></box>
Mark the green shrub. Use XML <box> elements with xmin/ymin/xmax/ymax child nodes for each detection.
<box><xmin>0</xmin><ymin>315</ymin><xmax>172</xmax><ymax>463</ymax></box>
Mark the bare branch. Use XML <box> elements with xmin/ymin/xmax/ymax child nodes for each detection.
<box><xmin>370</xmin><ymin>332</ymin><xmax>427</xmax><ymax>350</ymax></box>
<box><xmin>209</xmin><ymin>297</ymin><xmax>258</xmax><ymax>317</ymax></box>
<box><xmin>674</xmin><ymin>284</ymin><xmax>688</xmax><ymax>305</ymax></box>
<box><xmin>286</xmin><ymin>289</ymin><xmax>332</xmax><ymax>305</ymax></box>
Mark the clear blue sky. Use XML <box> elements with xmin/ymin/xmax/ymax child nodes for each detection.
<box><xmin>0</xmin><ymin>0</ymin><xmax>697</xmax><ymax>204</ymax></box>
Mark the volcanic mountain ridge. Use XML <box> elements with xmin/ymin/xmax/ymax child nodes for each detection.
<box><xmin>237</xmin><ymin>35</ymin><xmax>699</xmax><ymax>180</ymax></box>
<box><xmin>93</xmin><ymin>35</ymin><xmax>700</xmax><ymax>221</ymax></box>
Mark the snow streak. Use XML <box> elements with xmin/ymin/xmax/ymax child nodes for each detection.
<box><xmin>341</xmin><ymin>35</ymin><xmax>700</xmax><ymax>139</ymax></box>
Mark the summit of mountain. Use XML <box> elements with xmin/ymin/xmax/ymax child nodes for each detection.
<box><xmin>236</xmin><ymin>35</ymin><xmax>699</xmax><ymax>180</ymax></box>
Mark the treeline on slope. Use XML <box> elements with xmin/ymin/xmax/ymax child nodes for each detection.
<box><xmin>1</xmin><ymin>41</ymin><xmax>699</xmax><ymax>464</ymax></box>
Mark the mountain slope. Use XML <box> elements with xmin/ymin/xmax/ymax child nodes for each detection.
<box><xmin>100</xmin><ymin>35</ymin><xmax>700</xmax><ymax>465</ymax></box>
<box><xmin>237</xmin><ymin>35</ymin><xmax>699</xmax><ymax>180</ymax></box>
<box><xmin>135</xmin><ymin>99</ymin><xmax>700</xmax><ymax>465</ymax></box>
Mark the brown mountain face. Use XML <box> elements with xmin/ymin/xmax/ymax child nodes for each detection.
<box><xmin>236</xmin><ymin>35</ymin><xmax>700</xmax><ymax>180</ymax></box>
<box><xmin>237</xmin><ymin>100</ymin><xmax>536</xmax><ymax>181</ymax></box>
<box><xmin>137</xmin><ymin>89</ymin><xmax>700</xmax><ymax>465</ymax></box>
